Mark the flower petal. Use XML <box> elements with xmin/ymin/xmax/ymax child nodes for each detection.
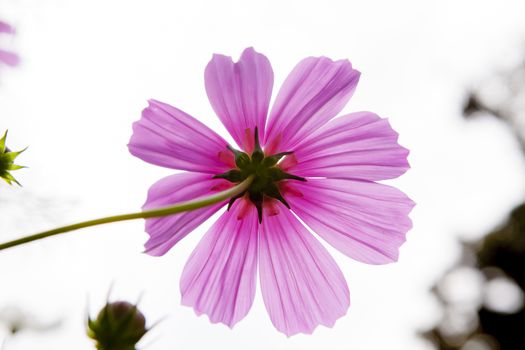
<box><xmin>0</xmin><ymin>50</ymin><xmax>19</xmax><ymax>67</ymax></box>
<box><xmin>287</xmin><ymin>179</ymin><xmax>414</xmax><ymax>264</ymax></box>
<box><xmin>143</xmin><ymin>172</ymin><xmax>231</xmax><ymax>256</ymax></box>
<box><xmin>283</xmin><ymin>112</ymin><xmax>410</xmax><ymax>181</ymax></box>
<box><xmin>180</xmin><ymin>200</ymin><xmax>258</xmax><ymax>327</ymax></box>
<box><xmin>264</xmin><ymin>57</ymin><xmax>360</xmax><ymax>154</ymax></box>
<box><xmin>128</xmin><ymin>99</ymin><xmax>233</xmax><ymax>174</ymax></box>
<box><xmin>259</xmin><ymin>206</ymin><xmax>349</xmax><ymax>336</ymax></box>
<box><xmin>0</xmin><ymin>21</ymin><xmax>14</xmax><ymax>34</ymax></box>
<box><xmin>205</xmin><ymin>47</ymin><xmax>273</xmax><ymax>151</ymax></box>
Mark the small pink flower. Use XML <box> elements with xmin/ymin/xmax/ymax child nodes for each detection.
<box><xmin>0</xmin><ymin>20</ymin><xmax>20</xmax><ymax>67</ymax></box>
<box><xmin>129</xmin><ymin>48</ymin><xmax>414</xmax><ymax>335</ymax></box>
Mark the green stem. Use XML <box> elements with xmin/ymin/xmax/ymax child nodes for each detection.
<box><xmin>0</xmin><ymin>176</ymin><xmax>253</xmax><ymax>251</ymax></box>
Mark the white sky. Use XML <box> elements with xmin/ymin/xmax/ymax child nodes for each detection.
<box><xmin>1</xmin><ymin>0</ymin><xmax>525</xmax><ymax>349</ymax></box>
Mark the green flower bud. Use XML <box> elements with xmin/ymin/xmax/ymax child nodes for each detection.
<box><xmin>0</xmin><ymin>130</ymin><xmax>26</xmax><ymax>186</ymax></box>
<box><xmin>87</xmin><ymin>301</ymin><xmax>148</xmax><ymax>350</ymax></box>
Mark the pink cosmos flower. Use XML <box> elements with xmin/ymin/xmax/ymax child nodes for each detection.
<box><xmin>128</xmin><ymin>47</ymin><xmax>414</xmax><ymax>336</ymax></box>
<box><xmin>0</xmin><ymin>21</ymin><xmax>20</xmax><ymax>67</ymax></box>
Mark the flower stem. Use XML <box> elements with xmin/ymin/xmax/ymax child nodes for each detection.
<box><xmin>0</xmin><ymin>176</ymin><xmax>253</xmax><ymax>251</ymax></box>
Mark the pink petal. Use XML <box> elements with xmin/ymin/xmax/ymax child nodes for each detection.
<box><xmin>264</xmin><ymin>57</ymin><xmax>360</xmax><ymax>154</ymax></box>
<box><xmin>288</xmin><ymin>179</ymin><xmax>415</xmax><ymax>264</ymax></box>
<box><xmin>0</xmin><ymin>50</ymin><xmax>20</xmax><ymax>67</ymax></box>
<box><xmin>285</xmin><ymin>112</ymin><xmax>410</xmax><ymax>181</ymax></box>
<box><xmin>259</xmin><ymin>206</ymin><xmax>349</xmax><ymax>336</ymax></box>
<box><xmin>205</xmin><ymin>47</ymin><xmax>273</xmax><ymax>152</ymax></box>
<box><xmin>180</xmin><ymin>200</ymin><xmax>258</xmax><ymax>327</ymax></box>
<box><xmin>143</xmin><ymin>172</ymin><xmax>231</xmax><ymax>256</ymax></box>
<box><xmin>128</xmin><ymin>99</ymin><xmax>233</xmax><ymax>174</ymax></box>
<box><xmin>0</xmin><ymin>21</ymin><xmax>14</xmax><ymax>34</ymax></box>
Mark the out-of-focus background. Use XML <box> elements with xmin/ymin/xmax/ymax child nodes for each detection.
<box><xmin>1</xmin><ymin>0</ymin><xmax>525</xmax><ymax>349</ymax></box>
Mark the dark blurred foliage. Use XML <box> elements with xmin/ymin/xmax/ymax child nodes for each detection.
<box><xmin>463</xmin><ymin>56</ymin><xmax>525</xmax><ymax>150</ymax></box>
<box><xmin>422</xmin><ymin>57</ymin><xmax>525</xmax><ymax>350</ymax></box>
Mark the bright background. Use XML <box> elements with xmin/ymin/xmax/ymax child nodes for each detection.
<box><xmin>1</xmin><ymin>0</ymin><xmax>525</xmax><ymax>349</ymax></box>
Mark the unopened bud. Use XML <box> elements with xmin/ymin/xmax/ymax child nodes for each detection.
<box><xmin>0</xmin><ymin>130</ymin><xmax>26</xmax><ymax>186</ymax></box>
<box><xmin>87</xmin><ymin>301</ymin><xmax>148</xmax><ymax>350</ymax></box>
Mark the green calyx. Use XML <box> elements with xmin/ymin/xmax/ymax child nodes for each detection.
<box><xmin>0</xmin><ymin>130</ymin><xmax>26</xmax><ymax>186</ymax></box>
<box><xmin>214</xmin><ymin>128</ymin><xmax>306</xmax><ymax>222</ymax></box>
<box><xmin>87</xmin><ymin>301</ymin><xmax>148</xmax><ymax>350</ymax></box>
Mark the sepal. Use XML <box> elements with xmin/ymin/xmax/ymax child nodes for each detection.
<box><xmin>0</xmin><ymin>130</ymin><xmax>26</xmax><ymax>186</ymax></box>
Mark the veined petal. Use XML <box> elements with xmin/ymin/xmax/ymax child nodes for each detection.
<box><xmin>205</xmin><ymin>47</ymin><xmax>273</xmax><ymax>152</ymax></box>
<box><xmin>128</xmin><ymin>99</ymin><xmax>233</xmax><ymax>173</ymax></box>
<box><xmin>143</xmin><ymin>172</ymin><xmax>231</xmax><ymax>256</ymax></box>
<box><xmin>180</xmin><ymin>200</ymin><xmax>258</xmax><ymax>327</ymax></box>
<box><xmin>284</xmin><ymin>112</ymin><xmax>409</xmax><ymax>181</ymax></box>
<box><xmin>264</xmin><ymin>57</ymin><xmax>360</xmax><ymax>154</ymax></box>
<box><xmin>288</xmin><ymin>179</ymin><xmax>415</xmax><ymax>264</ymax></box>
<box><xmin>0</xmin><ymin>50</ymin><xmax>19</xmax><ymax>67</ymax></box>
<box><xmin>259</xmin><ymin>206</ymin><xmax>349</xmax><ymax>336</ymax></box>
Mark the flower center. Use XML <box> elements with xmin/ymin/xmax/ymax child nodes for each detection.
<box><xmin>214</xmin><ymin>128</ymin><xmax>306</xmax><ymax>222</ymax></box>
